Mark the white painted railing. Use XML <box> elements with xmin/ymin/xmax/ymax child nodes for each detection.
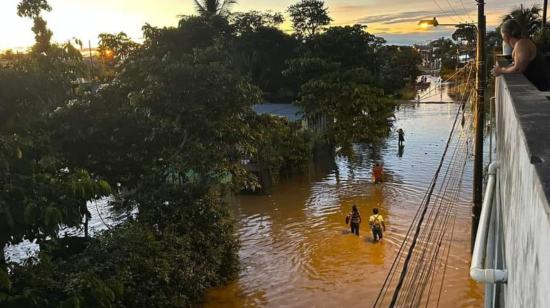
<box><xmin>470</xmin><ymin>161</ymin><xmax>508</xmax><ymax>284</ymax></box>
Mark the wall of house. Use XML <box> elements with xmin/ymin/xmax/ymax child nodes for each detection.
<box><xmin>495</xmin><ymin>73</ymin><xmax>550</xmax><ymax>307</ymax></box>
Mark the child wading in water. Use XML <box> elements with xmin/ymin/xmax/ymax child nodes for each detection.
<box><xmin>372</xmin><ymin>163</ymin><xmax>384</xmax><ymax>184</ymax></box>
<box><xmin>346</xmin><ymin>205</ymin><xmax>362</xmax><ymax>236</ymax></box>
<box><xmin>369</xmin><ymin>208</ymin><xmax>386</xmax><ymax>242</ymax></box>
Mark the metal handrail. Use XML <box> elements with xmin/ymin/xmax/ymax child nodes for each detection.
<box><xmin>470</xmin><ymin>161</ymin><xmax>508</xmax><ymax>283</ymax></box>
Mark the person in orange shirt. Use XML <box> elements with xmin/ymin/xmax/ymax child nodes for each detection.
<box><xmin>372</xmin><ymin>162</ymin><xmax>383</xmax><ymax>184</ymax></box>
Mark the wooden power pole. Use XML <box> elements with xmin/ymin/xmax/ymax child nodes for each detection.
<box><xmin>472</xmin><ymin>0</ymin><xmax>486</xmax><ymax>251</ymax></box>
<box><xmin>543</xmin><ymin>0</ymin><xmax>548</xmax><ymax>29</ymax></box>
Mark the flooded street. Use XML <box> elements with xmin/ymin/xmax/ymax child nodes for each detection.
<box><xmin>204</xmin><ymin>103</ymin><xmax>483</xmax><ymax>307</ymax></box>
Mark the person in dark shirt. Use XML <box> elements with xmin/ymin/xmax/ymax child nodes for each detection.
<box><xmin>397</xmin><ymin>128</ymin><xmax>405</xmax><ymax>146</ymax></box>
<box><xmin>347</xmin><ymin>205</ymin><xmax>362</xmax><ymax>236</ymax></box>
<box><xmin>493</xmin><ymin>19</ymin><xmax>550</xmax><ymax>91</ymax></box>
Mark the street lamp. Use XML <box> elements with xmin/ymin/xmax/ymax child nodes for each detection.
<box><xmin>418</xmin><ymin>17</ymin><xmax>476</xmax><ymax>28</ymax></box>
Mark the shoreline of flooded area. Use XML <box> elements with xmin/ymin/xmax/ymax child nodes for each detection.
<box><xmin>204</xmin><ymin>103</ymin><xmax>482</xmax><ymax>307</ymax></box>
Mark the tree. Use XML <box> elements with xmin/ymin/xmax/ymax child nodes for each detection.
<box><xmin>0</xmin><ymin>0</ymin><xmax>109</xmax><ymax>286</ymax></box>
<box><xmin>297</xmin><ymin>68</ymin><xmax>394</xmax><ymax>145</ymax></box>
<box><xmin>246</xmin><ymin>114</ymin><xmax>312</xmax><ymax>183</ymax></box>
<box><xmin>452</xmin><ymin>24</ymin><xmax>476</xmax><ymax>44</ymax></box>
<box><xmin>2</xmin><ymin>3</ymin><xmax>255</xmax><ymax>305</ymax></box>
<box><xmin>141</xmin><ymin>16</ymin><xmax>231</xmax><ymax>56</ymax></box>
<box><xmin>231</xmin><ymin>11</ymin><xmax>284</xmax><ymax>35</ymax></box>
<box><xmin>283</xmin><ymin>57</ymin><xmax>340</xmax><ymax>94</ymax></box>
<box><xmin>194</xmin><ymin>0</ymin><xmax>236</xmax><ymax>17</ymax></box>
<box><xmin>98</xmin><ymin>32</ymin><xmax>139</xmax><ymax>65</ymax></box>
<box><xmin>287</xmin><ymin>0</ymin><xmax>332</xmax><ymax>38</ymax></box>
<box><xmin>17</xmin><ymin>0</ymin><xmax>53</xmax><ymax>54</ymax></box>
<box><xmin>428</xmin><ymin>37</ymin><xmax>458</xmax><ymax>74</ymax></box>
<box><xmin>379</xmin><ymin>46</ymin><xmax>422</xmax><ymax>94</ymax></box>
<box><xmin>231</xmin><ymin>26</ymin><xmax>297</xmax><ymax>101</ymax></box>
<box><xmin>503</xmin><ymin>4</ymin><xmax>542</xmax><ymax>37</ymax></box>
<box><xmin>304</xmin><ymin>25</ymin><xmax>385</xmax><ymax>71</ymax></box>
<box><xmin>452</xmin><ymin>24</ymin><xmax>477</xmax><ymax>61</ymax></box>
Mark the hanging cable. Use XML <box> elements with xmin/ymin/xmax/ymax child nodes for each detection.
<box><xmin>444</xmin><ymin>0</ymin><xmax>465</xmax><ymax>22</ymax></box>
<box><xmin>457</xmin><ymin>0</ymin><xmax>474</xmax><ymax>22</ymax></box>
<box><xmin>432</xmin><ymin>0</ymin><xmax>460</xmax><ymax>23</ymax></box>
<box><xmin>388</xmin><ymin>96</ymin><xmax>464</xmax><ymax>308</ymax></box>
<box><xmin>373</xmin><ymin>63</ymin><xmax>475</xmax><ymax>307</ymax></box>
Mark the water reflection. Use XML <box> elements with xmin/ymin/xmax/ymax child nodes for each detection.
<box><xmin>205</xmin><ymin>103</ymin><xmax>482</xmax><ymax>307</ymax></box>
<box><xmin>417</xmin><ymin>75</ymin><xmax>455</xmax><ymax>103</ymax></box>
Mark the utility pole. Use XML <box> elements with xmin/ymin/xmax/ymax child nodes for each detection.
<box><xmin>543</xmin><ymin>0</ymin><xmax>548</xmax><ymax>29</ymax></box>
<box><xmin>472</xmin><ymin>0</ymin><xmax>486</xmax><ymax>251</ymax></box>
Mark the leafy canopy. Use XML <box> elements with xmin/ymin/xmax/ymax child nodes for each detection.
<box><xmin>194</xmin><ymin>0</ymin><xmax>236</xmax><ymax>17</ymax></box>
<box><xmin>288</xmin><ymin>0</ymin><xmax>332</xmax><ymax>38</ymax></box>
<box><xmin>503</xmin><ymin>4</ymin><xmax>542</xmax><ymax>37</ymax></box>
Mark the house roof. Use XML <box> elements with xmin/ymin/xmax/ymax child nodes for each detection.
<box><xmin>253</xmin><ymin>103</ymin><xmax>304</xmax><ymax>122</ymax></box>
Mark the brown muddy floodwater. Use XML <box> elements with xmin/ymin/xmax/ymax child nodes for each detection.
<box><xmin>204</xmin><ymin>103</ymin><xmax>483</xmax><ymax>307</ymax></box>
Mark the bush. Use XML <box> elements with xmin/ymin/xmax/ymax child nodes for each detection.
<box><xmin>6</xmin><ymin>196</ymin><xmax>239</xmax><ymax>308</ymax></box>
<box><xmin>248</xmin><ymin>114</ymin><xmax>313</xmax><ymax>184</ymax></box>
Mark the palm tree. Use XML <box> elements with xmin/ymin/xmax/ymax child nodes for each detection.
<box><xmin>503</xmin><ymin>4</ymin><xmax>542</xmax><ymax>37</ymax></box>
<box><xmin>193</xmin><ymin>0</ymin><xmax>236</xmax><ymax>17</ymax></box>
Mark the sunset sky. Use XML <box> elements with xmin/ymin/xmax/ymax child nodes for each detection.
<box><xmin>0</xmin><ymin>0</ymin><xmax>543</xmax><ymax>50</ymax></box>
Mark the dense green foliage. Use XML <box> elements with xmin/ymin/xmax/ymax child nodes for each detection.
<box><xmin>427</xmin><ymin>38</ymin><xmax>459</xmax><ymax>76</ymax></box>
<box><xmin>2</xmin><ymin>1</ymin><xmax>248</xmax><ymax>306</ymax></box>
<box><xmin>298</xmin><ymin>68</ymin><xmax>395</xmax><ymax>145</ymax></box>
<box><xmin>503</xmin><ymin>4</ymin><xmax>542</xmax><ymax>37</ymax></box>
<box><xmin>248</xmin><ymin>115</ymin><xmax>313</xmax><ymax>182</ymax></box>
<box><xmin>1</xmin><ymin>0</ymin><xmax>422</xmax><ymax>306</ymax></box>
<box><xmin>0</xmin><ymin>0</ymin><xmax>100</xmax><ymax>257</ymax></box>
<box><xmin>97</xmin><ymin>32</ymin><xmax>138</xmax><ymax>64</ymax></box>
<box><xmin>8</xmin><ymin>196</ymin><xmax>238</xmax><ymax>307</ymax></box>
<box><xmin>287</xmin><ymin>0</ymin><xmax>332</xmax><ymax>38</ymax></box>
<box><xmin>283</xmin><ymin>24</ymin><xmax>419</xmax><ymax>145</ymax></box>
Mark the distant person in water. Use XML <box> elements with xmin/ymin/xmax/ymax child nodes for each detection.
<box><xmin>369</xmin><ymin>208</ymin><xmax>386</xmax><ymax>242</ymax></box>
<box><xmin>397</xmin><ymin>128</ymin><xmax>405</xmax><ymax>146</ymax></box>
<box><xmin>493</xmin><ymin>19</ymin><xmax>550</xmax><ymax>91</ymax></box>
<box><xmin>347</xmin><ymin>205</ymin><xmax>362</xmax><ymax>236</ymax></box>
<box><xmin>373</xmin><ymin>162</ymin><xmax>384</xmax><ymax>184</ymax></box>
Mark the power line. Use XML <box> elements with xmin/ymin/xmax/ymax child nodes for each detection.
<box><xmin>373</xmin><ymin>64</ymin><xmax>475</xmax><ymax>307</ymax></box>
<box><xmin>457</xmin><ymin>0</ymin><xmax>474</xmax><ymax>22</ymax></box>
<box><xmin>433</xmin><ymin>0</ymin><xmax>460</xmax><ymax>23</ymax></box>
<box><xmin>444</xmin><ymin>0</ymin><xmax>466</xmax><ymax>22</ymax></box>
<box><xmin>397</xmin><ymin>118</ymin><xmax>471</xmax><ymax>307</ymax></box>
<box><xmin>388</xmin><ymin>99</ymin><xmax>464</xmax><ymax>307</ymax></box>
<box><xmin>396</xmin><ymin>119</ymin><xmax>472</xmax><ymax>306</ymax></box>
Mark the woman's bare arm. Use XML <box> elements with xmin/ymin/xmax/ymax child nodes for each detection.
<box><xmin>494</xmin><ymin>40</ymin><xmax>533</xmax><ymax>75</ymax></box>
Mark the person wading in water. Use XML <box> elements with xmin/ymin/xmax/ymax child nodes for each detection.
<box><xmin>373</xmin><ymin>162</ymin><xmax>384</xmax><ymax>184</ymax></box>
<box><xmin>346</xmin><ymin>205</ymin><xmax>362</xmax><ymax>236</ymax></box>
<box><xmin>369</xmin><ymin>208</ymin><xmax>386</xmax><ymax>242</ymax></box>
<box><xmin>397</xmin><ymin>128</ymin><xmax>405</xmax><ymax>146</ymax></box>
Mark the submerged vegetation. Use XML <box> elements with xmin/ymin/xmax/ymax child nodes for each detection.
<box><xmin>1</xmin><ymin>0</ymin><xmax>422</xmax><ymax>306</ymax></box>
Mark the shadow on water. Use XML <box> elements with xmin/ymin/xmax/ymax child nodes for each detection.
<box><xmin>204</xmin><ymin>103</ymin><xmax>482</xmax><ymax>308</ymax></box>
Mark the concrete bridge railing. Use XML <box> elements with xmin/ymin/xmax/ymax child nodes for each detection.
<box><xmin>493</xmin><ymin>66</ymin><xmax>550</xmax><ymax>307</ymax></box>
